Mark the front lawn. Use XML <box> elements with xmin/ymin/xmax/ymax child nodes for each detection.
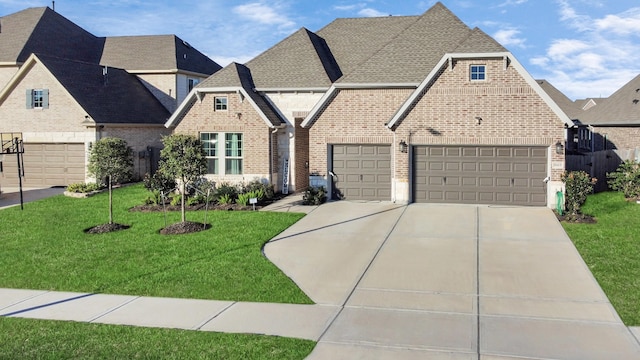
<box><xmin>562</xmin><ymin>191</ymin><xmax>640</xmax><ymax>325</ymax></box>
<box><xmin>0</xmin><ymin>317</ymin><xmax>315</xmax><ymax>359</ymax></box>
<box><xmin>0</xmin><ymin>184</ymin><xmax>310</xmax><ymax>304</ymax></box>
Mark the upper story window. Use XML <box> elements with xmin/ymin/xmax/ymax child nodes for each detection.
<box><xmin>188</xmin><ymin>78</ymin><xmax>199</xmax><ymax>92</ymax></box>
<box><xmin>214</xmin><ymin>96</ymin><xmax>228</xmax><ymax>111</ymax></box>
<box><xmin>26</xmin><ymin>89</ymin><xmax>49</xmax><ymax>109</ymax></box>
<box><xmin>470</xmin><ymin>65</ymin><xmax>486</xmax><ymax>81</ymax></box>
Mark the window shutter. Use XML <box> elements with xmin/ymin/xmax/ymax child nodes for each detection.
<box><xmin>42</xmin><ymin>89</ymin><xmax>49</xmax><ymax>109</ymax></box>
<box><xmin>26</xmin><ymin>89</ymin><xmax>33</xmax><ymax>109</ymax></box>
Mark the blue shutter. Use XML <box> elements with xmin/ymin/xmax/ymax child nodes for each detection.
<box><xmin>42</xmin><ymin>89</ymin><xmax>49</xmax><ymax>109</ymax></box>
<box><xmin>26</xmin><ymin>89</ymin><xmax>33</xmax><ymax>109</ymax></box>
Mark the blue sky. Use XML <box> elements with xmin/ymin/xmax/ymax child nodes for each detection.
<box><xmin>1</xmin><ymin>0</ymin><xmax>639</xmax><ymax>100</ymax></box>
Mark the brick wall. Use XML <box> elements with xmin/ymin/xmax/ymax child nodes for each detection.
<box><xmin>308</xmin><ymin>88</ymin><xmax>412</xmax><ymax>174</ymax></box>
<box><xmin>172</xmin><ymin>91</ymin><xmax>275</xmax><ymax>186</ymax></box>
<box><xmin>0</xmin><ymin>66</ymin><xmax>19</xmax><ymax>90</ymax></box>
<box><xmin>592</xmin><ymin>126</ymin><xmax>640</xmax><ymax>152</ymax></box>
<box><xmin>102</xmin><ymin>126</ymin><xmax>171</xmax><ymax>179</ymax></box>
<box><xmin>137</xmin><ymin>73</ymin><xmax>177</xmax><ymax>112</ymax></box>
<box><xmin>294</xmin><ymin>118</ymin><xmax>309</xmax><ymax>191</ymax></box>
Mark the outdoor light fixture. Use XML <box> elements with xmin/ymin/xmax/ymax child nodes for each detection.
<box><xmin>555</xmin><ymin>141</ymin><xmax>564</xmax><ymax>154</ymax></box>
<box><xmin>399</xmin><ymin>140</ymin><xmax>408</xmax><ymax>153</ymax></box>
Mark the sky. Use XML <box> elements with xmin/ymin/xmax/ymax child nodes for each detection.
<box><xmin>1</xmin><ymin>0</ymin><xmax>639</xmax><ymax>100</ymax></box>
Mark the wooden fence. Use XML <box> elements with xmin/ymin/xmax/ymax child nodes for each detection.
<box><xmin>566</xmin><ymin>149</ymin><xmax>640</xmax><ymax>192</ymax></box>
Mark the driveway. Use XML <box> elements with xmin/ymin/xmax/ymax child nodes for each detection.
<box><xmin>0</xmin><ymin>186</ymin><xmax>65</xmax><ymax>210</ymax></box>
<box><xmin>265</xmin><ymin>202</ymin><xmax>640</xmax><ymax>359</ymax></box>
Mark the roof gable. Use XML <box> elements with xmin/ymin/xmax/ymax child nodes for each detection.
<box><xmin>36</xmin><ymin>55</ymin><xmax>170</xmax><ymax>125</ymax></box>
<box><xmin>245</xmin><ymin>28</ymin><xmax>340</xmax><ymax>89</ymax></box>
<box><xmin>167</xmin><ymin>62</ymin><xmax>284</xmax><ymax>128</ymax></box>
<box><xmin>100</xmin><ymin>35</ymin><xmax>221</xmax><ymax>75</ymax></box>
<box><xmin>0</xmin><ymin>7</ymin><xmax>102</xmax><ymax>64</ymax></box>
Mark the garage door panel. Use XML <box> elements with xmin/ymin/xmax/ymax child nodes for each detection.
<box><xmin>2</xmin><ymin>143</ymin><xmax>85</xmax><ymax>187</ymax></box>
<box><xmin>413</xmin><ymin>145</ymin><xmax>547</xmax><ymax>206</ymax></box>
<box><xmin>331</xmin><ymin>144</ymin><xmax>391</xmax><ymax>201</ymax></box>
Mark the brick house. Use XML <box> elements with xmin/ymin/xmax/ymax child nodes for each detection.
<box><xmin>542</xmin><ymin>75</ymin><xmax>640</xmax><ymax>191</ymax></box>
<box><xmin>169</xmin><ymin>2</ymin><xmax>572</xmax><ymax>206</ymax></box>
<box><xmin>0</xmin><ymin>6</ymin><xmax>220</xmax><ymax>187</ymax></box>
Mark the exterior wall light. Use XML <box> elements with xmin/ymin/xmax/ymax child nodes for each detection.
<box><xmin>399</xmin><ymin>140</ymin><xmax>408</xmax><ymax>153</ymax></box>
<box><xmin>555</xmin><ymin>141</ymin><xmax>564</xmax><ymax>154</ymax></box>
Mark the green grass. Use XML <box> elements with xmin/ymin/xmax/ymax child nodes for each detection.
<box><xmin>0</xmin><ymin>317</ymin><xmax>315</xmax><ymax>359</ymax></box>
<box><xmin>562</xmin><ymin>191</ymin><xmax>640</xmax><ymax>325</ymax></box>
<box><xmin>0</xmin><ymin>184</ymin><xmax>311</xmax><ymax>304</ymax></box>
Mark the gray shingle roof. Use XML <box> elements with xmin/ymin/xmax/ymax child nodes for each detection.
<box><xmin>0</xmin><ymin>7</ymin><xmax>102</xmax><ymax>64</ymax></box>
<box><xmin>453</xmin><ymin>27</ymin><xmax>507</xmax><ymax>53</ymax></box>
<box><xmin>100</xmin><ymin>35</ymin><xmax>221</xmax><ymax>75</ymax></box>
<box><xmin>245</xmin><ymin>28</ymin><xmax>341</xmax><ymax>89</ymax></box>
<box><xmin>38</xmin><ymin>55</ymin><xmax>170</xmax><ymax>125</ymax></box>
<box><xmin>336</xmin><ymin>2</ymin><xmax>476</xmax><ymax>84</ymax></box>
<box><xmin>580</xmin><ymin>74</ymin><xmax>640</xmax><ymax>126</ymax></box>
<box><xmin>316</xmin><ymin>15</ymin><xmax>417</xmax><ymax>80</ymax></box>
<box><xmin>537</xmin><ymin>79</ymin><xmax>584</xmax><ymax>120</ymax></box>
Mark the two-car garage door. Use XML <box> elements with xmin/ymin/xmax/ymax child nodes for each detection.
<box><xmin>1</xmin><ymin>143</ymin><xmax>85</xmax><ymax>187</ymax></box>
<box><xmin>413</xmin><ymin>146</ymin><xmax>547</xmax><ymax>206</ymax></box>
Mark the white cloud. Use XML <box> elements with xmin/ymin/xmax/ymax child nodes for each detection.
<box><xmin>358</xmin><ymin>8</ymin><xmax>387</xmax><ymax>17</ymax></box>
<box><xmin>493</xmin><ymin>28</ymin><xmax>526</xmax><ymax>48</ymax></box>
<box><xmin>530</xmin><ymin>1</ymin><xmax>640</xmax><ymax>99</ymax></box>
<box><xmin>233</xmin><ymin>2</ymin><xmax>295</xmax><ymax>29</ymax></box>
<box><xmin>333</xmin><ymin>4</ymin><xmax>359</xmax><ymax>11</ymax></box>
<box><xmin>498</xmin><ymin>0</ymin><xmax>528</xmax><ymax>7</ymax></box>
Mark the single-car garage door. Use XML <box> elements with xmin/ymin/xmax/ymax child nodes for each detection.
<box><xmin>413</xmin><ymin>145</ymin><xmax>547</xmax><ymax>206</ymax></box>
<box><xmin>1</xmin><ymin>143</ymin><xmax>85</xmax><ymax>187</ymax></box>
<box><xmin>331</xmin><ymin>144</ymin><xmax>391</xmax><ymax>201</ymax></box>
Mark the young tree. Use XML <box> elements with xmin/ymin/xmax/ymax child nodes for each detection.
<box><xmin>159</xmin><ymin>134</ymin><xmax>207</xmax><ymax>222</ymax></box>
<box><xmin>87</xmin><ymin>137</ymin><xmax>133</xmax><ymax>224</ymax></box>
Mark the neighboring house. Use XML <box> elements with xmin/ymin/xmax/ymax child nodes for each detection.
<box><xmin>168</xmin><ymin>2</ymin><xmax>572</xmax><ymax>207</ymax></box>
<box><xmin>0</xmin><ymin>6</ymin><xmax>220</xmax><ymax>188</ymax></box>
<box><xmin>545</xmin><ymin>75</ymin><xmax>640</xmax><ymax>191</ymax></box>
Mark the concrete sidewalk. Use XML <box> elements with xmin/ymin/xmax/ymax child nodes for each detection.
<box><xmin>0</xmin><ymin>288</ymin><xmax>339</xmax><ymax>341</ymax></box>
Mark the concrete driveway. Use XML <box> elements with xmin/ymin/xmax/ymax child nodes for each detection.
<box><xmin>0</xmin><ymin>186</ymin><xmax>65</xmax><ymax>210</ymax></box>
<box><xmin>265</xmin><ymin>202</ymin><xmax>640</xmax><ymax>359</ymax></box>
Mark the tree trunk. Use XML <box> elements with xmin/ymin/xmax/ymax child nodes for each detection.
<box><xmin>108</xmin><ymin>175</ymin><xmax>113</xmax><ymax>224</ymax></box>
<box><xmin>181</xmin><ymin>181</ymin><xmax>186</xmax><ymax>223</ymax></box>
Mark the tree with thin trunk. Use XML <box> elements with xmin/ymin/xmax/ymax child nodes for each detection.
<box><xmin>158</xmin><ymin>134</ymin><xmax>207</xmax><ymax>223</ymax></box>
<box><xmin>87</xmin><ymin>137</ymin><xmax>133</xmax><ymax>224</ymax></box>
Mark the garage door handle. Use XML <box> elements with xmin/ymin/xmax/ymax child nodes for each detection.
<box><xmin>443</xmin><ymin>176</ymin><xmax>446</xmax><ymax>183</ymax></box>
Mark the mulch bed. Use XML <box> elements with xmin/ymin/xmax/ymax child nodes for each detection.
<box><xmin>160</xmin><ymin>221</ymin><xmax>211</xmax><ymax>235</ymax></box>
<box><xmin>554</xmin><ymin>212</ymin><xmax>597</xmax><ymax>224</ymax></box>
<box><xmin>85</xmin><ymin>223</ymin><xmax>131</xmax><ymax>234</ymax></box>
<box><xmin>130</xmin><ymin>203</ymin><xmax>256</xmax><ymax>212</ymax></box>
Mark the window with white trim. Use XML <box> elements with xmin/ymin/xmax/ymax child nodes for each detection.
<box><xmin>200</xmin><ymin>132</ymin><xmax>243</xmax><ymax>175</ymax></box>
<box><xmin>26</xmin><ymin>89</ymin><xmax>49</xmax><ymax>109</ymax></box>
<box><xmin>214</xmin><ymin>96</ymin><xmax>228</xmax><ymax>111</ymax></box>
<box><xmin>470</xmin><ymin>65</ymin><xmax>486</xmax><ymax>81</ymax></box>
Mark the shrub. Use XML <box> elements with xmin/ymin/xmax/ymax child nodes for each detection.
<box><xmin>214</xmin><ymin>182</ymin><xmax>238</xmax><ymax>203</ymax></box>
<box><xmin>143</xmin><ymin>171</ymin><xmax>176</xmax><ymax>194</ymax></box>
<box><xmin>144</xmin><ymin>190</ymin><xmax>163</xmax><ymax>205</ymax></box>
<box><xmin>218</xmin><ymin>194</ymin><xmax>233</xmax><ymax>205</ymax></box>
<box><xmin>607</xmin><ymin>160</ymin><xmax>640</xmax><ymax>199</ymax></box>
<box><xmin>561</xmin><ymin>171</ymin><xmax>596</xmax><ymax>216</ymax></box>
<box><xmin>188</xmin><ymin>177</ymin><xmax>216</xmax><ymax>204</ymax></box>
<box><xmin>242</xmin><ymin>179</ymin><xmax>275</xmax><ymax>200</ymax></box>
<box><xmin>66</xmin><ymin>182</ymin><xmax>103</xmax><ymax>193</ymax></box>
<box><xmin>237</xmin><ymin>192</ymin><xmax>251</xmax><ymax>206</ymax></box>
<box><xmin>302</xmin><ymin>186</ymin><xmax>327</xmax><ymax>205</ymax></box>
